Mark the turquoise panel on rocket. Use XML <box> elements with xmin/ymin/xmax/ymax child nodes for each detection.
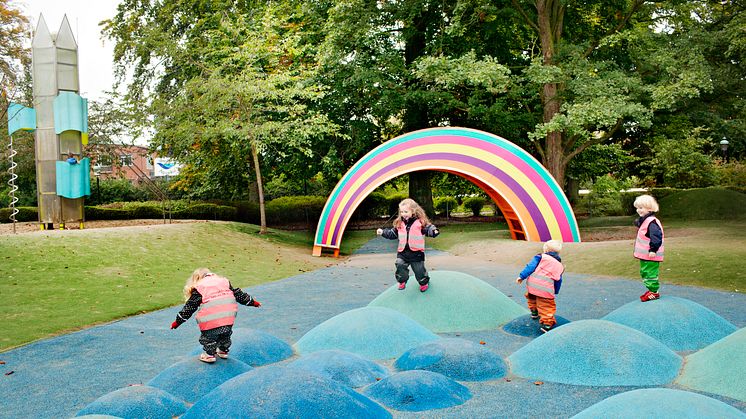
<box><xmin>53</xmin><ymin>92</ymin><xmax>88</xmax><ymax>135</ymax></box>
<box><xmin>56</xmin><ymin>158</ymin><xmax>91</xmax><ymax>199</ymax></box>
<box><xmin>7</xmin><ymin>103</ymin><xmax>37</xmax><ymax>135</ymax></box>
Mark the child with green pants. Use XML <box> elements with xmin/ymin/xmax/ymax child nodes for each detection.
<box><xmin>633</xmin><ymin>195</ymin><xmax>664</xmax><ymax>302</ymax></box>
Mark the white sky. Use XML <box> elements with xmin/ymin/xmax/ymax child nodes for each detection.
<box><xmin>20</xmin><ymin>0</ymin><xmax>122</xmax><ymax>101</ymax></box>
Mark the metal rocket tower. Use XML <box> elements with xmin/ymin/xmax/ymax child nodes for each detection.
<box><xmin>32</xmin><ymin>15</ymin><xmax>88</xmax><ymax>229</ymax></box>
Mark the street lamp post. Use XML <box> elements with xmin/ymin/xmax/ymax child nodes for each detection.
<box><xmin>720</xmin><ymin>138</ymin><xmax>729</xmax><ymax>163</ymax></box>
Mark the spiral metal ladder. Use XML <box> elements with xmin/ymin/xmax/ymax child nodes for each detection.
<box><xmin>7</xmin><ymin>135</ymin><xmax>19</xmax><ymax>233</ymax></box>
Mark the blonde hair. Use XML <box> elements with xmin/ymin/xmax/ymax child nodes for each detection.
<box><xmin>183</xmin><ymin>267</ymin><xmax>212</xmax><ymax>300</ymax></box>
<box><xmin>543</xmin><ymin>239</ymin><xmax>562</xmax><ymax>253</ymax></box>
<box><xmin>392</xmin><ymin>198</ymin><xmax>430</xmax><ymax>227</ymax></box>
<box><xmin>634</xmin><ymin>194</ymin><xmax>659</xmax><ymax>212</ymax></box>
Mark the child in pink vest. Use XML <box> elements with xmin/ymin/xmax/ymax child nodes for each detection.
<box><xmin>170</xmin><ymin>268</ymin><xmax>261</xmax><ymax>363</ymax></box>
<box><xmin>633</xmin><ymin>194</ymin><xmax>664</xmax><ymax>302</ymax></box>
<box><xmin>376</xmin><ymin>198</ymin><xmax>439</xmax><ymax>292</ymax></box>
<box><xmin>516</xmin><ymin>240</ymin><xmax>564</xmax><ymax>333</ymax></box>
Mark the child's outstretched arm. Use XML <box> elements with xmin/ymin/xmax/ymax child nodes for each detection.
<box><xmin>231</xmin><ymin>284</ymin><xmax>261</xmax><ymax>307</ymax></box>
<box><xmin>378</xmin><ymin>227</ymin><xmax>398</xmax><ymax>240</ymax></box>
<box><xmin>171</xmin><ymin>290</ymin><xmax>202</xmax><ymax>329</ymax></box>
<box><xmin>516</xmin><ymin>254</ymin><xmax>542</xmax><ymax>284</ymax></box>
<box><xmin>424</xmin><ymin>224</ymin><xmax>439</xmax><ymax>237</ymax></box>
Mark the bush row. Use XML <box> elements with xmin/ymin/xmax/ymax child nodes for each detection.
<box><xmin>0</xmin><ymin>196</ymin><xmax>329</xmax><ymax>225</ymax></box>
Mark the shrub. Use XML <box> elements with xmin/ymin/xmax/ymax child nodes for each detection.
<box><xmin>355</xmin><ymin>192</ymin><xmax>388</xmax><ymax>219</ymax></box>
<box><xmin>265</xmin><ymin>196</ymin><xmax>327</xmax><ymax>224</ymax></box>
<box><xmin>0</xmin><ymin>206</ymin><xmax>38</xmax><ymax>222</ymax></box>
<box><xmin>463</xmin><ymin>196</ymin><xmax>487</xmax><ymax>216</ymax></box>
<box><xmin>87</xmin><ymin>178</ymin><xmax>150</xmax><ymax>205</ymax></box>
<box><xmin>231</xmin><ymin>201</ymin><xmax>260</xmax><ymax>224</ymax></box>
<box><xmin>174</xmin><ymin>203</ymin><xmax>237</xmax><ymax>221</ymax></box>
<box><xmin>434</xmin><ymin>196</ymin><xmax>458</xmax><ymax>216</ymax></box>
<box><xmin>715</xmin><ymin>161</ymin><xmax>746</xmax><ymax>188</ymax></box>
<box><xmin>386</xmin><ymin>193</ymin><xmax>409</xmax><ymax>217</ymax></box>
<box><xmin>651</xmin><ymin>130</ymin><xmax>718</xmax><ymax>188</ymax></box>
<box><xmin>84</xmin><ymin>206</ymin><xmax>133</xmax><ymax>220</ymax></box>
<box><xmin>587</xmin><ymin>175</ymin><xmax>638</xmax><ymax>216</ymax></box>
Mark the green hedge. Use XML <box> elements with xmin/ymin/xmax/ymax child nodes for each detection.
<box><xmin>265</xmin><ymin>196</ymin><xmax>327</xmax><ymax>224</ymax></box>
<box><xmin>355</xmin><ymin>192</ymin><xmax>389</xmax><ymax>219</ymax></box>
<box><xmin>0</xmin><ymin>206</ymin><xmax>38</xmax><ymax>222</ymax></box>
<box><xmin>463</xmin><ymin>196</ymin><xmax>487</xmax><ymax>216</ymax></box>
<box><xmin>434</xmin><ymin>196</ymin><xmax>458</xmax><ymax>215</ymax></box>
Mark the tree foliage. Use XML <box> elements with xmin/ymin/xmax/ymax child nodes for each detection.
<box><xmin>99</xmin><ymin>0</ymin><xmax>746</xmax><ymax>209</ymax></box>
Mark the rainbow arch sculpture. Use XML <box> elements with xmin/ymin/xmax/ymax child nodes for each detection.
<box><xmin>313</xmin><ymin>127</ymin><xmax>580</xmax><ymax>256</ymax></box>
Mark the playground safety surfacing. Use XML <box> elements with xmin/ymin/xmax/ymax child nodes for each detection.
<box><xmin>2</xmin><ymin>237</ymin><xmax>746</xmax><ymax>418</ymax></box>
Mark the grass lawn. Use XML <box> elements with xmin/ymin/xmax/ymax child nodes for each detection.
<box><xmin>0</xmin><ymin>221</ymin><xmax>337</xmax><ymax>352</ymax></box>
<box><xmin>433</xmin><ymin>218</ymin><xmax>746</xmax><ymax>293</ymax></box>
<box><xmin>2</xmin><ymin>216</ymin><xmax>744</xmax><ymax>352</ymax></box>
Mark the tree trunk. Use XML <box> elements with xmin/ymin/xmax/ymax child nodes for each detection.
<box><xmin>404</xmin><ymin>11</ymin><xmax>435</xmax><ymax>215</ymax></box>
<box><xmin>536</xmin><ymin>0</ymin><xmax>567</xmax><ymax>187</ymax></box>
<box><xmin>251</xmin><ymin>142</ymin><xmax>267</xmax><ymax>234</ymax></box>
<box><xmin>409</xmin><ymin>172</ymin><xmax>434</xmax><ymax>217</ymax></box>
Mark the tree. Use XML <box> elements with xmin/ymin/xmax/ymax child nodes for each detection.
<box><xmin>106</xmin><ymin>4</ymin><xmax>340</xmax><ymax>232</ymax></box>
<box><xmin>1</xmin><ymin>0</ymin><xmax>33</xmax><ymax>207</ymax></box>
<box><xmin>0</xmin><ymin>0</ymin><xmax>29</xmax><ymax>106</ymax></box>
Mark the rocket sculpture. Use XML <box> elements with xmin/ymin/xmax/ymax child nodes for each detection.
<box><xmin>31</xmin><ymin>14</ymin><xmax>90</xmax><ymax>229</ymax></box>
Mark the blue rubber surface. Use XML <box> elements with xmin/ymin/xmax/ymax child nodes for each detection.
<box><xmin>602</xmin><ymin>296</ymin><xmax>737</xmax><ymax>351</ymax></box>
<box><xmin>677</xmin><ymin>327</ymin><xmax>746</xmax><ymax>402</ymax></box>
<box><xmin>187</xmin><ymin>327</ymin><xmax>294</xmax><ymax>366</ymax></box>
<box><xmin>394</xmin><ymin>338</ymin><xmax>507</xmax><ymax>381</ymax></box>
<box><xmin>294</xmin><ymin>306</ymin><xmax>439</xmax><ymax>359</ymax></box>
<box><xmin>288</xmin><ymin>349</ymin><xmax>390</xmax><ymax>388</ymax></box>
<box><xmin>147</xmin><ymin>357</ymin><xmax>252</xmax><ymax>403</ymax></box>
<box><xmin>368</xmin><ymin>270</ymin><xmax>527</xmax><ymax>332</ymax></box>
<box><xmin>181</xmin><ymin>365</ymin><xmax>391</xmax><ymax>419</ymax></box>
<box><xmin>74</xmin><ymin>385</ymin><xmax>187</xmax><ymax>418</ymax></box>
<box><xmin>363</xmin><ymin>370</ymin><xmax>471</xmax><ymax>411</ymax></box>
<box><xmin>2</xmin><ymin>238</ymin><xmax>746</xmax><ymax>418</ymax></box>
<box><xmin>508</xmin><ymin>319</ymin><xmax>682</xmax><ymax>386</ymax></box>
<box><xmin>571</xmin><ymin>388</ymin><xmax>746</xmax><ymax>419</ymax></box>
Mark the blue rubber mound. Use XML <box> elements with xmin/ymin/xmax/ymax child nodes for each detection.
<box><xmin>368</xmin><ymin>270</ymin><xmax>527</xmax><ymax>332</ymax></box>
<box><xmin>295</xmin><ymin>307</ymin><xmax>439</xmax><ymax>360</ymax></box>
<box><xmin>189</xmin><ymin>328</ymin><xmax>293</xmax><ymax>366</ymax></box>
<box><xmin>677</xmin><ymin>327</ymin><xmax>746</xmax><ymax>402</ymax></box>
<box><xmin>182</xmin><ymin>365</ymin><xmax>391</xmax><ymax>419</ymax></box>
<box><xmin>601</xmin><ymin>296</ymin><xmax>737</xmax><ymax>351</ymax></box>
<box><xmin>363</xmin><ymin>370</ymin><xmax>471</xmax><ymax>412</ymax></box>
<box><xmin>508</xmin><ymin>319</ymin><xmax>682</xmax><ymax>386</ymax></box>
<box><xmin>146</xmin><ymin>357</ymin><xmax>252</xmax><ymax>403</ymax></box>
<box><xmin>76</xmin><ymin>416</ymin><xmax>123</xmax><ymax>419</ymax></box>
<box><xmin>394</xmin><ymin>338</ymin><xmax>507</xmax><ymax>381</ymax></box>
<box><xmin>503</xmin><ymin>314</ymin><xmax>571</xmax><ymax>337</ymax></box>
<box><xmin>287</xmin><ymin>349</ymin><xmax>390</xmax><ymax>388</ymax></box>
<box><xmin>571</xmin><ymin>388</ymin><xmax>746</xmax><ymax>419</ymax></box>
<box><xmin>75</xmin><ymin>385</ymin><xmax>187</xmax><ymax>418</ymax></box>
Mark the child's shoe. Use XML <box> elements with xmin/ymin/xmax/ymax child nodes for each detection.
<box><xmin>540</xmin><ymin>324</ymin><xmax>553</xmax><ymax>333</ymax></box>
<box><xmin>398</xmin><ymin>282</ymin><xmax>406</xmax><ymax>290</ymax></box>
<box><xmin>419</xmin><ymin>284</ymin><xmax>429</xmax><ymax>293</ymax></box>
<box><xmin>530</xmin><ymin>310</ymin><xmax>539</xmax><ymax>320</ymax></box>
<box><xmin>199</xmin><ymin>352</ymin><xmax>216</xmax><ymax>363</ymax></box>
<box><xmin>216</xmin><ymin>349</ymin><xmax>229</xmax><ymax>359</ymax></box>
<box><xmin>640</xmin><ymin>291</ymin><xmax>660</xmax><ymax>302</ymax></box>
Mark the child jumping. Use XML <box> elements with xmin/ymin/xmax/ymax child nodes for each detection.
<box><xmin>633</xmin><ymin>194</ymin><xmax>664</xmax><ymax>302</ymax></box>
<box><xmin>376</xmin><ymin>198</ymin><xmax>439</xmax><ymax>292</ymax></box>
<box><xmin>171</xmin><ymin>268</ymin><xmax>261</xmax><ymax>363</ymax></box>
<box><xmin>516</xmin><ymin>240</ymin><xmax>564</xmax><ymax>333</ymax></box>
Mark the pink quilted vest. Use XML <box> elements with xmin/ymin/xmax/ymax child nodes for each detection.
<box><xmin>633</xmin><ymin>216</ymin><xmax>664</xmax><ymax>261</ymax></box>
<box><xmin>397</xmin><ymin>219</ymin><xmax>425</xmax><ymax>252</ymax></box>
<box><xmin>526</xmin><ymin>254</ymin><xmax>564</xmax><ymax>299</ymax></box>
<box><xmin>195</xmin><ymin>274</ymin><xmax>238</xmax><ymax>331</ymax></box>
